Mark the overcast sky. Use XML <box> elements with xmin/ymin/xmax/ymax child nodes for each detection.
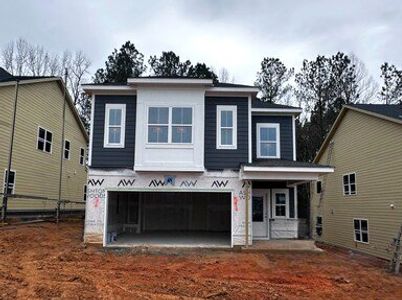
<box><xmin>1</xmin><ymin>0</ymin><xmax>401</xmax><ymax>84</ymax></box>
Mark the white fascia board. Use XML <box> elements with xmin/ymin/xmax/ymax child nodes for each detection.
<box><xmin>240</xmin><ymin>171</ymin><xmax>321</xmax><ymax>181</ymax></box>
<box><xmin>128</xmin><ymin>78</ymin><xmax>213</xmax><ymax>85</ymax></box>
<box><xmin>206</xmin><ymin>87</ymin><xmax>259</xmax><ymax>93</ymax></box>
<box><xmin>242</xmin><ymin>166</ymin><xmax>334</xmax><ymax>173</ymax></box>
<box><xmin>251</xmin><ymin>108</ymin><xmax>303</xmax><ymax>115</ymax></box>
<box><xmin>134</xmin><ymin>165</ymin><xmax>205</xmax><ymax>172</ymax></box>
<box><xmin>81</xmin><ymin>85</ymin><xmax>135</xmax><ymax>94</ymax></box>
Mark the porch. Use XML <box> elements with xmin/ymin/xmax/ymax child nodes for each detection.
<box><xmin>244</xmin><ymin>239</ymin><xmax>323</xmax><ymax>252</ymax></box>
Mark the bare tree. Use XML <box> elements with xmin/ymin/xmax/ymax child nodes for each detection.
<box><xmin>68</xmin><ymin>51</ymin><xmax>91</xmax><ymax>104</ymax></box>
<box><xmin>218</xmin><ymin>67</ymin><xmax>235</xmax><ymax>83</ymax></box>
<box><xmin>15</xmin><ymin>38</ymin><xmax>29</xmax><ymax>76</ymax></box>
<box><xmin>1</xmin><ymin>41</ymin><xmax>15</xmax><ymax>74</ymax></box>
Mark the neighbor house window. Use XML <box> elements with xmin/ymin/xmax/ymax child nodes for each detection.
<box><xmin>83</xmin><ymin>185</ymin><xmax>87</xmax><ymax>202</ymax></box>
<box><xmin>79</xmin><ymin>148</ymin><xmax>85</xmax><ymax>166</ymax></box>
<box><xmin>272</xmin><ymin>189</ymin><xmax>289</xmax><ymax>218</ymax></box>
<box><xmin>3</xmin><ymin>170</ymin><xmax>16</xmax><ymax>195</ymax></box>
<box><xmin>104</xmin><ymin>104</ymin><xmax>126</xmax><ymax>148</ymax></box>
<box><xmin>147</xmin><ymin>106</ymin><xmax>193</xmax><ymax>144</ymax></box>
<box><xmin>316</xmin><ymin>181</ymin><xmax>322</xmax><ymax>194</ymax></box>
<box><xmin>354</xmin><ymin>219</ymin><xmax>368</xmax><ymax>243</ymax></box>
<box><xmin>343</xmin><ymin>173</ymin><xmax>356</xmax><ymax>196</ymax></box>
<box><xmin>257</xmin><ymin>123</ymin><xmax>280</xmax><ymax>158</ymax></box>
<box><xmin>216</xmin><ymin>105</ymin><xmax>237</xmax><ymax>149</ymax></box>
<box><xmin>64</xmin><ymin>140</ymin><xmax>71</xmax><ymax>160</ymax></box>
<box><xmin>37</xmin><ymin>127</ymin><xmax>53</xmax><ymax>153</ymax></box>
<box><xmin>316</xmin><ymin>216</ymin><xmax>323</xmax><ymax>236</ymax></box>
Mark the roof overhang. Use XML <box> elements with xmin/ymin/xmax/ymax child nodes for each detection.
<box><xmin>81</xmin><ymin>84</ymin><xmax>135</xmax><ymax>95</ymax></box>
<box><xmin>251</xmin><ymin>108</ymin><xmax>302</xmax><ymax>115</ymax></box>
<box><xmin>240</xmin><ymin>165</ymin><xmax>334</xmax><ymax>181</ymax></box>
<box><xmin>127</xmin><ymin>78</ymin><xmax>213</xmax><ymax>86</ymax></box>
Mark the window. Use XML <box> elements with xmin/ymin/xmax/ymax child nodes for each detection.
<box><xmin>64</xmin><ymin>140</ymin><xmax>71</xmax><ymax>160</ymax></box>
<box><xmin>83</xmin><ymin>185</ymin><xmax>87</xmax><ymax>202</ymax></box>
<box><xmin>104</xmin><ymin>104</ymin><xmax>126</xmax><ymax>148</ymax></box>
<box><xmin>3</xmin><ymin>170</ymin><xmax>16</xmax><ymax>195</ymax></box>
<box><xmin>316</xmin><ymin>181</ymin><xmax>322</xmax><ymax>194</ymax></box>
<box><xmin>257</xmin><ymin>123</ymin><xmax>280</xmax><ymax>158</ymax></box>
<box><xmin>216</xmin><ymin>105</ymin><xmax>237</xmax><ymax>149</ymax></box>
<box><xmin>354</xmin><ymin>219</ymin><xmax>368</xmax><ymax>243</ymax></box>
<box><xmin>272</xmin><ymin>189</ymin><xmax>289</xmax><ymax>218</ymax></box>
<box><xmin>343</xmin><ymin>173</ymin><xmax>356</xmax><ymax>196</ymax></box>
<box><xmin>79</xmin><ymin>148</ymin><xmax>85</xmax><ymax>166</ymax></box>
<box><xmin>147</xmin><ymin>106</ymin><xmax>193</xmax><ymax>144</ymax></box>
<box><xmin>37</xmin><ymin>127</ymin><xmax>52</xmax><ymax>153</ymax></box>
<box><xmin>316</xmin><ymin>216</ymin><xmax>323</xmax><ymax>236</ymax></box>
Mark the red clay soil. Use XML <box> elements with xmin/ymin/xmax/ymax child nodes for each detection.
<box><xmin>0</xmin><ymin>221</ymin><xmax>401</xmax><ymax>299</ymax></box>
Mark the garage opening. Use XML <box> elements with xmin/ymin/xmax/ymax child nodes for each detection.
<box><xmin>106</xmin><ymin>191</ymin><xmax>231</xmax><ymax>247</ymax></box>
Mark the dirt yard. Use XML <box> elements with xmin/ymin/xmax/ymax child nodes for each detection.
<box><xmin>0</xmin><ymin>221</ymin><xmax>401</xmax><ymax>299</ymax></box>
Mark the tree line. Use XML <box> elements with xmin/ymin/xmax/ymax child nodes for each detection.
<box><xmin>1</xmin><ymin>39</ymin><xmax>402</xmax><ymax>163</ymax></box>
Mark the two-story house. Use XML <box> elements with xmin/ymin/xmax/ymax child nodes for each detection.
<box><xmin>82</xmin><ymin>77</ymin><xmax>333</xmax><ymax>247</ymax></box>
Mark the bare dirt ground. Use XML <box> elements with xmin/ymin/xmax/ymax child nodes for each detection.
<box><xmin>0</xmin><ymin>221</ymin><xmax>401</xmax><ymax>300</ymax></box>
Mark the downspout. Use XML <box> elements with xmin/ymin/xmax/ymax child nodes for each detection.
<box><xmin>1</xmin><ymin>80</ymin><xmax>20</xmax><ymax>222</ymax></box>
<box><xmin>56</xmin><ymin>70</ymin><xmax>68</xmax><ymax>223</ymax></box>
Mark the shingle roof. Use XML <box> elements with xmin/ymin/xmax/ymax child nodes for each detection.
<box><xmin>214</xmin><ymin>82</ymin><xmax>256</xmax><ymax>88</ymax></box>
<box><xmin>348</xmin><ymin>104</ymin><xmax>402</xmax><ymax>122</ymax></box>
<box><xmin>252</xmin><ymin>98</ymin><xmax>302</xmax><ymax>110</ymax></box>
<box><xmin>0</xmin><ymin>67</ymin><xmax>55</xmax><ymax>83</ymax></box>
<box><xmin>0</xmin><ymin>68</ymin><xmax>15</xmax><ymax>82</ymax></box>
<box><xmin>244</xmin><ymin>159</ymin><xmax>331</xmax><ymax>168</ymax></box>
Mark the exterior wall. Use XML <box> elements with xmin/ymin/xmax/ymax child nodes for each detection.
<box><xmin>204</xmin><ymin>97</ymin><xmax>249</xmax><ymax>170</ymax></box>
<box><xmin>311</xmin><ymin>109</ymin><xmax>402</xmax><ymax>260</ymax></box>
<box><xmin>84</xmin><ymin>169</ymin><xmax>252</xmax><ymax>246</ymax></box>
<box><xmin>134</xmin><ymin>87</ymin><xmax>204</xmax><ymax>171</ymax></box>
<box><xmin>0</xmin><ymin>81</ymin><xmax>87</xmax><ymax>213</ymax></box>
<box><xmin>91</xmin><ymin>95</ymin><xmax>136</xmax><ymax>168</ymax></box>
<box><xmin>252</xmin><ymin>115</ymin><xmax>293</xmax><ymax>161</ymax></box>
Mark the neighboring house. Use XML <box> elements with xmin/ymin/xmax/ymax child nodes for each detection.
<box><xmin>82</xmin><ymin>77</ymin><xmax>332</xmax><ymax>247</ymax></box>
<box><xmin>0</xmin><ymin>68</ymin><xmax>88</xmax><ymax>218</ymax></box>
<box><xmin>311</xmin><ymin>104</ymin><xmax>402</xmax><ymax>260</ymax></box>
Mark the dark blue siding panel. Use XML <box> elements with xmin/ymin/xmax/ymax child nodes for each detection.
<box><xmin>91</xmin><ymin>95</ymin><xmax>136</xmax><ymax>168</ymax></box>
<box><xmin>252</xmin><ymin>115</ymin><xmax>293</xmax><ymax>161</ymax></box>
<box><xmin>204</xmin><ymin>97</ymin><xmax>249</xmax><ymax>170</ymax></box>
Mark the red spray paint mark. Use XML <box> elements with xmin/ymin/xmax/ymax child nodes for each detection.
<box><xmin>93</xmin><ymin>196</ymin><xmax>100</xmax><ymax>208</ymax></box>
<box><xmin>233</xmin><ymin>196</ymin><xmax>239</xmax><ymax>212</ymax></box>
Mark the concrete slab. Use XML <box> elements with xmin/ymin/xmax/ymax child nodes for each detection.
<box><xmin>243</xmin><ymin>240</ymin><xmax>324</xmax><ymax>252</ymax></box>
<box><xmin>107</xmin><ymin>231</ymin><xmax>231</xmax><ymax>248</ymax></box>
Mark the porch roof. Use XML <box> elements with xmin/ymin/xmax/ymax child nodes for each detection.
<box><xmin>240</xmin><ymin>159</ymin><xmax>334</xmax><ymax>182</ymax></box>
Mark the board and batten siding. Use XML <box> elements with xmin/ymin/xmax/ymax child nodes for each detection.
<box><xmin>204</xmin><ymin>97</ymin><xmax>249</xmax><ymax>170</ymax></box>
<box><xmin>0</xmin><ymin>81</ymin><xmax>87</xmax><ymax>212</ymax></box>
<box><xmin>252</xmin><ymin>115</ymin><xmax>293</xmax><ymax>161</ymax></box>
<box><xmin>311</xmin><ymin>109</ymin><xmax>402</xmax><ymax>261</ymax></box>
<box><xmin>91</xmin><ymin>95</ymin><xmax>136</xmax><ymax>169</ymax></box>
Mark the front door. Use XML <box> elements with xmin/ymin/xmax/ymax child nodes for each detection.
<box><xmin>252</xmin><ymin>189</ymin><xmax>270</xmax><ymax>239</ymax></box>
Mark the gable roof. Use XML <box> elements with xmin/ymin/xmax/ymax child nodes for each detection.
<box><xmin>0</xmin><ymin>67</ymin><xmax>88</xmax><ymax>142</ymax></box>
<box><xmin>314</xmin><ymin>103</ymin><xmax>402</xmax><ymax>163</ymax></box>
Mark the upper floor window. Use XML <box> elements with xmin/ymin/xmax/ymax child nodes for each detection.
<box><xmin>257</xmin><ymin>123</ymin><xmax>280</xmax><ymax>159</ymax></box>
<box><xmin>37</xmin><ymin>127</ymin><xmax>52</xmax><ymax>153</ymax></box>
<box><xmin>343</xmin><ymin>173</ymin><xmax>356</xmax><ymax>196</ymax></box>
<box><xmin>147</xmin><ymin>106</ymin><xmax>193</xmax><ymax>144</ymax></box>
<box><xmin>104</xmin><ymin>104</ymin><xmax>126</xmax><ymax>148</ymax></box>
<box><xmin>64</xmin><ymin>140</ymin><xmax>71</xmax><ymax>160</ymax></box>
<box><xmin>3</xmin><ymin>170</ymin><xmax>16</xmax><ymax>195</ymax></box>
<box><xmin>216</xmin><ymin>105</ymin><xmax>237</xmax><ymax>149</ymax></box>
<box><xmin>79</xmin><ymin>148</ymin><xmax>85</xmax><ymax>166</ymax></box>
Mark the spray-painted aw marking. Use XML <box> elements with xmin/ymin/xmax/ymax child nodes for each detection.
<box><xmin>180</xmin><ymin>180</ymin><xmax>197</xmax><ymax>187</ymax></box>
<box><xmin>117</xmin><ymin>179</ymin><xmax>136</xmax><ymax>187</ymax></box>
<box><xmin>149</xmin><ymin>179</ymin><xmax>166</xmax><ymax>187</ymax></box>
<box><xmin>211</xmin><ymin>180</ymin><xmax>229</xmax><ymax>188</ymax></box>
<box><xmin>88</xmin><ymin>179</ymin><xmax>104</xmax><ymax>186</ymax></box>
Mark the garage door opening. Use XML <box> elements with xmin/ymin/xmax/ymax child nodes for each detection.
<box><xmin>106</xmin><ymin>191</ymin><xmax>231</xmax><ymax>248</ymax></box>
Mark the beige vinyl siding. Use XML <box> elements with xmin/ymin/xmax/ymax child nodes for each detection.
<box><xmin>0</xmin><ymin>81</ymin><xmax>87</xmax><ymax>212</ymax></box>
<box><xmin>311</xmin><ymin>109</ymin><xmax>402</xmax><ymax>261</ymax></box>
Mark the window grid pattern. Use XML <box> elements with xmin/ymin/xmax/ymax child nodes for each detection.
<box><xmin>37</xmin><ymin>127</ymin><xmax>52</xmax><ymax>153</ymax></box>
<box><xmin>343</xmin><ymin>173</ymin><xmax>356</xmax><ymax>195</ymax></box>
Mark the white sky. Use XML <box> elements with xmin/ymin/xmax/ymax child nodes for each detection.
<box><xmin>1</xmin><ymin>0</ymin><xmax>401</xmax><ymax>84</ymax></box>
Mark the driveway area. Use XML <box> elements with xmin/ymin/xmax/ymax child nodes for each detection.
<box><xmin>0</xmin><ymin>221</ymin><xmax>401</xmax><ymax>299</ymax></box>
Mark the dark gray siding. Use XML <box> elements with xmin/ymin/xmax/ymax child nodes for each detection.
<box><xmin>91</xmin><ymin>95</ymin><xmax>136</xmax><ymax>168</ymax></box>
<box><xmin>252</xmin><ymin>115</ymin><xmax>293</xmax><ymax>161</ymax></box>
<box><xmin>204</xmin><ymin>97</ymin><xmax>249</xmax><ymax>170</ymax></box>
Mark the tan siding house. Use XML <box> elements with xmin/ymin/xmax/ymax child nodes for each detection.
<box><xmin>0</xmin><ymin>68</ymin><xmax>88</xmax><ymax>217</ymax></box>
<box><xmin>311</xmin><ymin>104</ymin><xmax>402</xmax><ymax>261</ymax></box>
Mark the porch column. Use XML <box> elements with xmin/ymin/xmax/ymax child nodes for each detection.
<box><xmin>294</xmin><ymin>186</ymin><xmax>298</xmax><ymax>219</ymax></box>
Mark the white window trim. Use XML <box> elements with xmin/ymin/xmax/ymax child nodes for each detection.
<box><xmin>146</xmin><ymin>105</ymin><xmax>194</xmax><ymax>145</ymax></box>
<box><xmin>36</xmin><ymin>126</ymin><xmax>53</xmax><ymax>154</ymax></box>
<box><xmin>342</xmin><ymin>172</ymin><xmax>357</xmax><ymax>196</ymax></box>
<box><xmin>216</xmin><ymin>105</ymin><xmax>237</xmax><ymax>150</ymax></box>
<box><xmin>3</xmin><ymin>169</ymin><xmax>16</xmax><ymax>195</ymax></box>
<box><xmin>79</xmin><ymin>147</ymin><xmax>85</xmax><ymax>166</ymax></box>
<box><xmin>256</xmin><ymin>123</ymin><xmax>280</xmax><ymax>159</ymax></box>
<box><xmin>104</xmin><ymin>103</ymin><xmax>126</xmax><ymax>148</ymax></box>
<box><xmin>272</xmin><ymin>188</ymin><xmax>289</xmax><ymax>219</ymax></box>
<box><xmin>64</xmin><ymin>139</ymin><xmax>71</xmax><ymax>160</ymax></box>
<box><xmin>353</xmin><ymin>218</ymin><xmax>369</xmax><ymax>244</ymax></box>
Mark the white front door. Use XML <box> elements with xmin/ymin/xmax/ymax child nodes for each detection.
<box><xmin>252</xmin><ymin>189</ymin><xmax>270</xmax><ymax>239</ymax></box>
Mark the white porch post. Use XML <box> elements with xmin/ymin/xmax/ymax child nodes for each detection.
<box><xmin>294</xmin><ymin>185</ymin><xmax>298</xmax><ymax>219</ymax></box>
